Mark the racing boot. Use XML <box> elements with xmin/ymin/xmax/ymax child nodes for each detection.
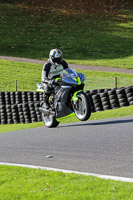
<box><xmin>43</xmin><ymin>94</ymin><xmax>50</xmax><ymax>110</ymax></box>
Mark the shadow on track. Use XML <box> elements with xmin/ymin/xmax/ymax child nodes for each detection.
<box><xmin>59</xmin><ymin>118</ymin><xmax>133</xmax><ymax>128</ymax></box>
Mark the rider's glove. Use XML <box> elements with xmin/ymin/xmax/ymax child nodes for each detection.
<box><xmin>56</xmin><ymin>78</ymin><xmax>62</xmax><ymax>84</ymax></box>
<box><xmin>51</xmin><ymin>78</ymin><xmax>61</xmax><ymax>86</ymax></box>
<box><xmin>51</xmin><ymin>79</ymin><xmax>56</xmax><ymax>85</ymax></box>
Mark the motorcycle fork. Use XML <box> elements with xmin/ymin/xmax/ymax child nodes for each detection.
<box><xmin>71</xmin><ymin>90</ymin><xmax>83</xmax><ymax>103</ymax></box>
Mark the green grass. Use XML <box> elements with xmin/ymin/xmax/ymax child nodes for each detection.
<box><xmin>0</xmin><ymin>165</ymin><xmax>132</xmax><ymax>200</ymax></box>
<box><xmin>0</xmin><ymin>2</ymin><xmax>133</xmax><ymax>69</ymax></box>
<box><xmin>0</xmin><ymin>60</ymin><xmax>42</xmax><ymax>91</ymax></box>
<box><xmin>1</xmin><ymin>105</ymin><xmax>133</xmax><ymax>133</ymax></box>
<box><xmin>0</xmin><ymin>122</ymin><xmax>43</xmax><ymax>133</ymax></box>
<box><xmin>0</xmin><ymin>60</ymin><xmax>133</xmax><ymax>91</ymax></box>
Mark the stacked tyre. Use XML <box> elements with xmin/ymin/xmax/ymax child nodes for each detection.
<box><xmin>125</xmin><ymin>86</ymin><xmax>133</xmax><ymax>106</ymax></box>
<box><xmin>10</xmin><ymin>92</ymin><xmax>16</xmax><ymax>104</ymax></box>
<box><xmin>22</xmin><ymin>103</ymin><xmax>31</xmax><ymax>123</ymax></box>
<box><xmin>85</xmin><ymin>93</ymin><xmax>95</xmax><ymax>113</ymax></box>
<box><xmin>34</xmin><ymin>102</ymin><xmax>42</xmax><ymax>122</ymax></box>
<box><xmin>0</xmin><ymin>92</ymin><xmax>5</xmax><ymax>106</ymax></box>
<box><xmin>90</xmin><ymin>89</ymin><xmax>98</xmax><ymax>95</ymax></box>
<box><xmin>29</xmin><ymin>102</ymin><xmax>37</xmax><ymax>123</ymax></box>
<box><xmin>100</xmin><ymin>92</ymin><xmax>111</xmax><ymax>111</ymax></box>
<box><xmin>116</xmin><ymin>88</ymin><xmax>129</xmax><ymax>107</ymax></box>
<box><xmin>108</xmin><ymin>89</ymin><xmax>120</xmax><ymax>109</ymax></box>
<box><xmin>6</xmin><ymin>105</ymin><xmax>13</xmax><ymax>124</ymax></box>
<box><xmin>15</xmin><ymin>91</ymin><xmax>22</xmax><ymax>104</ymax></box>
<box><xmin>39</xmin><ymin>92</ymin><xmax>44</xmax><ymax>102</ymax></box>
<box><xmin>11</xmin><ymin>104</ymin><xmax>20</xmax><ymax>124</ymax></box>
<box><xmin>22</xmin><ymin>92</ymin><xmax>28</xmax><ymax>104</ymax></box>
<box><xmin>5</xmin><ymin>92</ymin><xmax>11</xmax><ymax>105</ymax></box>
<box><xmin>33</xmin><ymin>92</ymin><xmax>40</xmax><ymax>103</ymax></box>
<box><xmin>0</xmin><ymin>92</ymin><xmax>7</xmax><ymax>124</ymax></box>
<box><xmin>92</xmin><ymin>93</ymin><xmax>103</xmax><ymax>112</ymax></box>
<box><xmin>17</xmin><ymin>103</ymin><xmax>25</xmax><ymax>123</ymax></box>
<box><xmin>27</xmin><ymin>92</ymin><xmax>34</xmax><ymax>103</ymax></box>
<box><xmin>98</xmin><ymin>89</ymin><xmax>105</xmax><ymax>93</ymax></box>
<box><xmin>0</xmin><ymin>105</ymin><xmax>7</xmax><ymax>124</ymax></box>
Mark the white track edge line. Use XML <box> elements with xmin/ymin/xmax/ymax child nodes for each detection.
<box><xmin>0</xmin><ymin>162</ymin><xmax>133</xmax><ymax>183</ymax></box>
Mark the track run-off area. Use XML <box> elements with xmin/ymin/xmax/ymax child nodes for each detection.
<box><xmin>0</xmin><ymin>116</ymin><xmax>133</xmax><ymax>182</ymax></box>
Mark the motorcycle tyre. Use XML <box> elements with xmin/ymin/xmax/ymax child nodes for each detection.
<box><xmin>41</xmin><ymin>113</ymin><xmax>59</xmax><ymax>128</ymax></box>
<box><xmin>74</xmin><ymin>92</ymin><xmax>91</xmax><ymax>121</ymax></box>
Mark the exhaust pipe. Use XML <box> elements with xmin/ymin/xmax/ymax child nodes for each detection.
<box><xmin>39</xmin><ymin>107</ymin><xmax>55</xmax><ymax>116</ymax></box>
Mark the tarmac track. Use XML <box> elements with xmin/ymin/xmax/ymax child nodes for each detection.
<box><xmin>0</xmin><ymin>116</ymin><xmax>133</xmax><ymax>179</ymax></box>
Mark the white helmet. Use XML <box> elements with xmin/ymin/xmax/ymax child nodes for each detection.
<box><xmin>49</xmin><ymin>49</ymin><xmax>63</xmax><ymax>65</ymax></box>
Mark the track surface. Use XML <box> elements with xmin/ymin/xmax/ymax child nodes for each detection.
<box><xmin>0</xmin><ymin>116</ymin><xmax>133</xmax><ymax>178</ymax></box>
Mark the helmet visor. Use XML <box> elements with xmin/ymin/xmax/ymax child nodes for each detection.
<box><xmin>53</xmin><ymin>56</ymin><xmax>62</xmax><ymax>64</ymax></box>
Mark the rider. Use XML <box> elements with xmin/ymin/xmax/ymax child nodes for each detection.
<box><xmin>41</xmin><ymin>49</ymin><xmax>70</xmax><ymax>109</ymax></box>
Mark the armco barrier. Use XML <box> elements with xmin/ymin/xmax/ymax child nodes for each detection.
<box><xmin>0</xmin><ymin>86</ymin><xmax>133</xmax><ymax>124</ymax></box>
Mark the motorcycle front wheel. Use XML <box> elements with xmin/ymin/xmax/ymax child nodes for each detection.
<box><xmin>73</xmin><ymin>92</ymin><xmax>91</xmax><ymax>121</ymax></box>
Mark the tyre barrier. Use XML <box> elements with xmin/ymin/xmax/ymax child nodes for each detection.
<box><xmin>85</xmin><ymin>86</ymin><xmax>133</xmax><ymax>113</ymax></box>
<box><xmin>0</xmin><ymin>91</ymin><xmax>44</xmax><ymax>106</ymax></box>
<box><xmin>0</xmin><ymin>102</ymin><xmax>42</xmax><ymax>124</ymax></box>
<box><xmin>0</xmin><ymin>86</ymin><xmax>133</xmax><ymax>124</ymax></box>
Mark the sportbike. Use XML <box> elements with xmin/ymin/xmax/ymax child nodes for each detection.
<box><xmin>38</xmin><ymin>68</ymin><xmax>91</xmax><ymax>128</ymax></box>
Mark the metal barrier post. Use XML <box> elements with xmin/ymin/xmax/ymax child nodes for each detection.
<box><xmin>115</xmin><ymin>77</ymin><xmax>117</xmax><ymax>88</ymax></box>
<box><xmin>15</xmin><ymin>80</ymin><xmax>17</xmax><ymax>91</ymax></box>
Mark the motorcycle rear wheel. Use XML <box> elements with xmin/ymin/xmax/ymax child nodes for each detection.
<box><xmin>42</xmin><ymin>113</ymin><xmax>59</xmax><ymax>128</ymax></box>
<box><xmin>73</xmin><ymin>92</ymin><xmax>91</xmax><ymax>121</ymax></box>
<box><xmin>41</xmin><ymin>103</ymin><xmax>59</xmax><ymax>128</ymax></box>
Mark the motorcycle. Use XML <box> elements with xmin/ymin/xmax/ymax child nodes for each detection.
<box><xmin>37</xmin><ymin>68</ymin><xmax>91</xmax><ymax>128</ymax></box>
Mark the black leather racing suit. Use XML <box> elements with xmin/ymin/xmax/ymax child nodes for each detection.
<box><xmin>41</xmin><ymin>59</ymin><xmax>69</xmax><ymax>106</ymax></box>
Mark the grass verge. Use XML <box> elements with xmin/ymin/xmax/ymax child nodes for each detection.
<box><xmin>0</xmin><ymin>165</ymin><xmax>132</xmax><ymax>200</ymax></box>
